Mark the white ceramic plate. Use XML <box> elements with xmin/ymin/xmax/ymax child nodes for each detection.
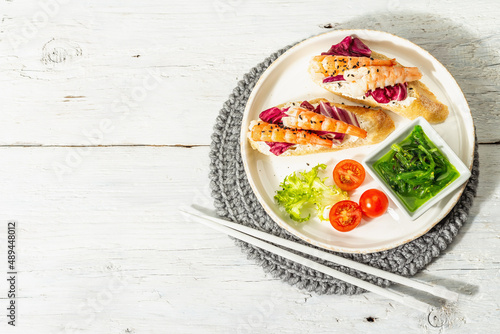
<box><xmin>240</xmin><ymin>29</ymin><xmax>475</xmax><ymax>254</ymax></box>
<box><xmin>363</xmin><ymin>117</ymin><xmax>472</xmax><ymax>221</ymax></box>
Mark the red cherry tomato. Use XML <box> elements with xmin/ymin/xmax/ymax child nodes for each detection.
<box><xmin>329</xmin><ymin>200</ymin><xmax>363</xmax><ymax>232</ymax></box>
<box><xmin>333</xmin><ymin>159</ymin><xmax>366</xmax><ymax>191</ymax></box>
<box><xmin>359</xmin><ymin>189</ymin><xmax>389</xmax><ymax>218</ymax></box>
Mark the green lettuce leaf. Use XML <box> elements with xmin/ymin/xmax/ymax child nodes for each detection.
<box><xmin>274</xmin><ymin>164</ymin><xmax>349</xmax><ymax>222</ymax></box>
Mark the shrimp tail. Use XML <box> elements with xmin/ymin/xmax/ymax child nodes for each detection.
<box><xmin>248</xmin><ymin>120</ymin><xmax>334</xmax><ymax>147</ymax></box>
<box><xmin>283</xmin><ymin>108</ymin><xmax>367</xmax><ymax>139</ymax></box>
<box><xmin>317</xmin><ymin>56</ymin><xmax>397</xmax><ymax>77</ymax></box>
<box><xmin>344</xmin><ymin>66</ymin><xmax>422</xmax><ymax>92</ymax></box>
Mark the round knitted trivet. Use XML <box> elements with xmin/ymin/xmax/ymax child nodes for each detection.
<box><xmin>209</xmin><ymin>42</ymin><xmax>479</xmax><ymax>295</ymax></box>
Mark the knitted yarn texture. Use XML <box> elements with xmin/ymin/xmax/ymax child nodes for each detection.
<box><xmin>209</xmin><ymin>43</ymin><xmax>479</xmax><ymax>295</ymax></box>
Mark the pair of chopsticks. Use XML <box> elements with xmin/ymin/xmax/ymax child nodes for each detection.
<box><xmin>181</xmin><ymin>205</ymin><xmax>458</xmax><ymax>325</ymax></box>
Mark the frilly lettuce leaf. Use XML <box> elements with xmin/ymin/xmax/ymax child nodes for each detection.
<box><xmin>274</xmin><ymin>164</ymin><xmax>349</xmax><ymax>222</ymax></box>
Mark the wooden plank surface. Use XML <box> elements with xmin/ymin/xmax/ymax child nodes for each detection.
<box><xmin>1</xmin><ymin>1</ymin><xmax>499</xmax><ymax>145</ymax></box>
<box><xmin>0</xmin><ymin>1</ymin><xmax>498</xmax><ymax>333</ymax></box>
<box><xmin>0</xmin><ymin>145</ymin><xmax>496</xmax><ymax>333</ymax></box>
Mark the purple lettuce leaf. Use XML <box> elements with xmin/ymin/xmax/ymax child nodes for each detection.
<box><xmin>321</xmin><ymin>36</ymin><xmax>410</xmax><ymax>102</ymax></box>
<box><xmin>258</xmin><ymin>101</ymin><xmax>360</xmax><ymax>156</ymax></box>
<box><xmin>258</xmin><ymin>107</ymin><xmax>293</xmax><ymax>156</ymax></box>
<box><xmin>366</xmin><ymin>82</ymin><xmax>408</xmax><ymax>103</ymax></box>
<box><xmin>321</xmin><ymin>36</ymin><xmax>371</xmax><ymax>57</ymax></box>
<box><xmin>266</xmin><ymin>142</ymin><xmax>295</xmax><ymax>156</ymax></box>
<box><xmin>315</xmin><ymin>101</ymin><xmax>360</xmax><ymax>141</ymax></box>
<box><xmin>259</xmin><ymin>107</ymin><xmax>289</xmax><ymax>124</ymax></box>
<box><xmin>322</xmin><ymin>75</ymin><xmax>345</xmax><ymax>83</ymax></box>
<box><xmin>299</xmin><ymin>100</ymin><xmax>315</xmax><ymax>111</ymax></box>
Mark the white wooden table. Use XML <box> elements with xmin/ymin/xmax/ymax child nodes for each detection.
<box><xmin>0</xmin><ymin>1</ymin><xmax>499</xmax><ymax>333</ymax></box>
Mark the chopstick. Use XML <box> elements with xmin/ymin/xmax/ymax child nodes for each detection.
<box><xmin>181</xmin><ymin>205</ymin><xmax>459</xmax><ymax>316</ymax></box>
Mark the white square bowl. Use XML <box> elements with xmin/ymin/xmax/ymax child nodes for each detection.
<box><xmin>362</xmin><ymin>117</ymin><xmax>471</xmax><ymax>220</ymax></box>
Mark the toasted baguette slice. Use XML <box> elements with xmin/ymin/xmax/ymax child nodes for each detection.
<box><xmin>247</xmin><ymin>98</ymin><xmax>395</xmax><ymax>157</ymax></box>
<box><xmin>309</xmin><ymin>51</ymin><xmax>449</xmax><ymax>123</ymax></box>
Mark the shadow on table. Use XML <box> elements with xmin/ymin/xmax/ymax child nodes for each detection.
<box><xmin>318</xmin><ymin>12</ymin><xmax>500</xmax><ymax>143</ymax></box>
<box><xmin>319</xmin><ymin>11</ymin><xmax>497</xmax><ymax>241</ymax></box>
<box><xmin>390</xmin><ymin>271</ymin><xmax>478</xmax><ymax>326</ymax></box>
<box><xmin>417</xmin><ymin>271</ymin><xmax>479</xmax><ymax>296</ymax></box>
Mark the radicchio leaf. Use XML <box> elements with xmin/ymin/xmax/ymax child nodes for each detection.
<box><xmin>366</xmin><ymin>82</ymin><xmax>408</xmax><ymax>103</ymax></box>
<box><xmin>258</xmin><ymin>107</ymin><xmax>293</xmax><ymax>155</ymax></box>
<box><xmin>322</xmin><ymin>75</ymin><xmax>345</xmax><ymax>83</ymax></box>
<box><xmin>315</xmin><ymin>101</ymin><xmax>360</xmax><ymax>142</ymax></box>
<box><xmin>266</xmin><ymin>142</ymin><xmax>294</xmax><ymax>156</ymax></box>
<box><xmin>259</xmin><ymin>107</ymin><xmax>289</xmax><ymax>124</ymax></box>
<box><xmin>258</xmin><ymin>102</ymin><xmax>361</xmax><ymax>156</ymax></box>
<box><xmin>321</xmin><ymin>36</ymin><xmax>409</xmax><ymax>102</ymax></box>
<box><xmin>299</xmin><ymin>100</ymin><xmax>315</xmax><ymax>111</ymax></box>
<box><xmin>322</xmin><ymin>36</ymin><xmax>371</xmax><ymax>57</ymax></box>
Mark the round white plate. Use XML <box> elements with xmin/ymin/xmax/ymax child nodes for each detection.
<box><xmin>240</xmin><ymin>29</ymin><xmax>475</xmax><ymax>254</ymax></box>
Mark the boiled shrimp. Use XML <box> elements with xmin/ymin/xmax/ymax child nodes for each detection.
<box><xmin>248</xmin><ymin>120</ymin><xmax>334</xmax><ymax>147</ymax></box>
<box><xmin>344</xmin><ymin>65</ymin><xmax>422</xmax><ymax>93</ymax></box>
<box><xmin>313</xmin><ymin>55</ymin><xmax>397</xmax><ymax>77</ymax></box>
<box><xmin>282</xmin><ymin>107</ymin><xmax>367</xmax><ymax>139</ymax></box>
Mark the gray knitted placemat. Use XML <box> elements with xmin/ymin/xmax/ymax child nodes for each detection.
<box><xmin>209</xmin><ymin>42</ymin><xmax>479</xmax><ymax>295</ymax></box>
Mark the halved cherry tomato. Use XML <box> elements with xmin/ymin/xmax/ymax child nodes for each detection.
<box><xmin>333</xmin><ymin>159</ymin><xmax>365</xmax><ymax>191</ymax></box>
<box><xmin>329</xmin><ymin>200</ymin><xmax>363</xmax><ymax>232</ymax></box>
<box><xmin>359</xmin><ymin>189</ymin><xmax>389</xmax><ymax>218</ymax></box>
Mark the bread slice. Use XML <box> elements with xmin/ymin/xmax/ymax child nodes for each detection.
<box><xmin>309</xmin><ymin>51</ymin><xmax>449</xmax><ymax>124</ymax></box>
<box><xmin>247</xmin><ymin>98</ymin><xmax>395</xmax><ymax>156</ymax></box>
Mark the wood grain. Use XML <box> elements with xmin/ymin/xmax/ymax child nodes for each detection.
<box><xmin>0</xmin><ymin>145</ymin><xmax>495</xmax><ymax>333</ymax></box>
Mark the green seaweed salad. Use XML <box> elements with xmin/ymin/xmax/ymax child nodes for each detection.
<box><xmin>373</xmin><ymin>125</ymin><xmax>460</xmax><ymax>212</ymax></box>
